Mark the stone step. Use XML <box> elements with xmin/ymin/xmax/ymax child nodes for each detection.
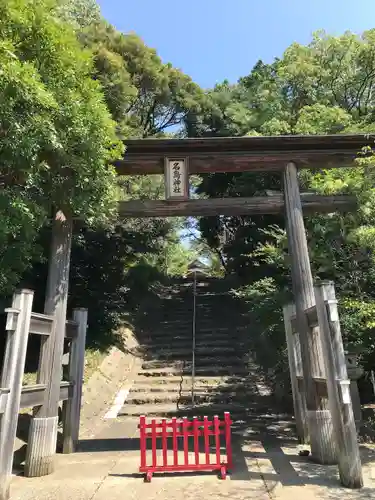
<box><xmin>140</xmin><ymin>345</ymin><xmax>247</xmax><ymax>356</ymax></box>
<box><xmin>126</xmin><ymin>391</ymin><xmax>258</xmax><ymax>405</ymax></box>
<box><xmin>120</xmin><ymin>402</ymin><xmax>248</xmax><ymax>418</ymax></box>
<box><xmin>139</xmin><ymin>342</ymin><xmax>239</xmax><ymax>352</ymax></box>
<box><xmin>149</xmin><ymin>318</ymin><xmax>237</xmax><ymax>326</ymax></box>
<box><xmin>139</xmin><ymin>330</ymin><xmax>247</xmax><ymax>345</ymax></box>
<box><xmin>140</xmin><ymin>338</ymin><xmax>243</xmax><ymax>348</ymax></box>
<box><xmin>140</xmin><ymin>341</ymin><xmax>246</xmax><ymax>352</ymax></box>
<box><xmin>151</xmin><ymin>305</ymin><xmax>222</xmax><ymax>315</ymax></box>
<box><xmin>142</xmin><ymin>346</ymin><xmax>238</xmax><ymax>360</ymax></box>
<box><xmin>130</xmin><ymin>385</ymin><xmax>240</xmax><ymax>395</ymax></box>
<box><xmin>133</xmin><ymin>375</ymin><xmax>248</xmax><ymax>387</ymax></box>
<box><xmin>141</xmin><ymin>356</ymin><xmax>246</xmax><ymax>370</ymax></box>
<box><xmin>141</xmin><ymin>326</ymin><xmax>248</xmax><ymax>336</ymax></box>
<box><xmin>131</xmin><ymin>377</ymin><xmax>255</xmax><ymax>389</ymax></box>
<box><xmin>160</xmin><ymin>316</ymin><xmax>243</xmax><ymax>323</ymax></box>
<box><xmin>156</xmin><ymin>316</ymin><xmax>246</xmax><ymax>325</ymax></box>
<box><xmin>138</xmin><ymin>366</ymin><xmax>249</xmax><ymax>377</ymax></box>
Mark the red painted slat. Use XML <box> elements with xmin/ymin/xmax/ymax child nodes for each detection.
<box><xmin>151</xmin><ymin>419</ymin><xmax>157</xmax><ymax>468</ymax></box>
<box><xmin>172</xmin><ymin>417</ymin><xmax>178</xmax><ymax>466</ymax></box>
<box><xmin>193</xmin><ymin>417</ymin><xmax>199</xmax><ymax>465</ymax></box>
<box><xmin>140</xmin><ymin>415</ymin><xmax>146</xmax><ymax>470</ymax></box>
<box><xmin>162</xmin><ymin>419</ymin><xmax>167</xmax><ymax>467</ymax></box>
<box><xmin>203</xmin><ymin>416</ymin><xmax>210</xmax><ymax>465</ymax></box>
<box><xmin>213</xmin><ymin>415</ymin><xmax>221</xmax><ymax>466</ymax></box>
<box><xmin>183</xmin><ymin>417</ymin><xmax>189</xmax><ymax>466</ymax></box>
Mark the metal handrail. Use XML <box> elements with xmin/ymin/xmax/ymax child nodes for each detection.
<box><xmin>191</xmin><ymin>270</ymin><xmax>197</xmax><ymax>406</ymax></box>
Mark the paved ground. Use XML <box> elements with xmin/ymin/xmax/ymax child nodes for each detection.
<box><xmin>10</xmin><ymin>414</ymin><xmax>375</xmax><ymax>500</ymax></box>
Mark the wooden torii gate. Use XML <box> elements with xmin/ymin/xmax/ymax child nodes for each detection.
<box><xmin>39</xmin><ymin>133</ymin><xmax>371</xmax><ymax>484</ymax></box>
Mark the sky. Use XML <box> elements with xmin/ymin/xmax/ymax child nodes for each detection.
<box><xmin>97</xmin><ymin>0</ymin><xmax>375</xmax><ymax>88</ymax></box>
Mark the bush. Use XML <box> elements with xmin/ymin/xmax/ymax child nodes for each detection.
<box><xmin>232</xmin><ymin>278</ymin><xmax>292</xmax><ymax>407</ymax></box>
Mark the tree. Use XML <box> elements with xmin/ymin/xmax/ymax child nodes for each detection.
<box><xmin>57</xmin><ymin>0</ymin><xmax>102</xmax><ymax>29</ymax></box>
<box><xmin>0</xmin><ymin>0</ymin><xmax>122</xmax><ymax>294</ymax></box>
<box><xmin>188</xmin><ymin>29</ymin><xmax>375</xmax><ymax>379</ymax></box>
<box><xmin>79</xmin><ymin>22</ymin><xmax>207</xmax><ymax>139</ymax></box>
<box><xmin>13</xmin><ymin>3</ymin><xmax>205</xmax><ymax>349</ymax></box>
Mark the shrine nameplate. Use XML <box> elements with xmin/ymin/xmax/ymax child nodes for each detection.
<box><xmin>164</xmin><ymin>157</ymin><xmax>189</xmax><ymax>200</ymax></box>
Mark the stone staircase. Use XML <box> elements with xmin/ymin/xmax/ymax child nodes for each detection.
<box><xmin>121</xmin><ymin>279</ymin><xmax>270</xmax><ymax>422</ymax></box>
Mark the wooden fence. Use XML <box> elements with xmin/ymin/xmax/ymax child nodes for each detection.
<box><xmin>0</xmin><ymin>289</ymin><xmax>87</xmax><ymax>500</ymax></box>
<box><xmin>283</xmin><ymin>281</ymin><xmax>363</xmax><ymax>489</ymax></box>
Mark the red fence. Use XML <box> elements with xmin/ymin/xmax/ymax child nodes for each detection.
<box><xmin>139</xmin><ymin>412</ymin><xmax>233</xmax><ymax>482</ymax></box>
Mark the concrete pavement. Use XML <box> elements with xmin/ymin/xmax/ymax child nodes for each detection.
<box><xmin>10</xmin><ymin>414</ymin><xmax>375</xmax><ymax>500</ymax></box>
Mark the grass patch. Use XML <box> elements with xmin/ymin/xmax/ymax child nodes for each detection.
<box><xmin>22</xmin><ymin>372</ymin><xmax>37</xmax><ymax>386</ymax></box>
<box><xmin>21</xmin><ymin>347</ymin><xmax>107</xmax><ymax>388</ymax></box>
<box><xmin>84</xmin><ymin>348</ymin><xmax>107</xmax><ymax>382</ymax></box>
<box><xmin>19</xmin><ymin>347</ymin><xmax>107</xmax><ymax>416</ymax></box>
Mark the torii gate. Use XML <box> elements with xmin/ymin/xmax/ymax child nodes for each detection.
<box><xmin>41</xmin><ymin>133</ymin><xmax>372</xmax><ymax>485</ymax></box>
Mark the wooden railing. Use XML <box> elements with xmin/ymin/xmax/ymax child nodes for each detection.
<box><xmin>0</xmin><ymin>289</ymin><xmax>87</xmax><ymax>500</ymax></box>
<box><xmin>0</xmin><ymin>381</ymin><xmax>73</xmax><ymax>411</ymax></box>
<box><xmin>283</xmin><ymin>281</ymin><xmax>362</xmax><ymax>488</ymax></box>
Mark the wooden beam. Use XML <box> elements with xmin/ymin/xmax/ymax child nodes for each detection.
<box><xmin>283</xmin><ymin>303</ymin><xmax>309</xmax><ymax>443</ymax></box>
<box><xmin>291</xmin><ymin>305</ymin><xmax>319</xmax><ymax>332</ymax></box>
<box><xmin>0</xmin><ymin>311</ymin><xmax>78</xmax><ymax>338</ymax></box>
<box><xmin>0</xmin><ymin>383</ymin><xmax>72</xmax><ymax>414</ymax></box>
<box><xmin>124</xmin><ymin>152</ymin><xmax>360</xmax><ymax>175</ymax></box>
<box><xmin>284</xmin><ymin>162</ymin><xmax>336</xmax><ymax>465</ymax></box>
<box><xmin>62</xmin><ymin>308</ymin><xmax>88</xmax><ymax>454</ymax></box>
<box><xmin>116</xmin><ymin>152</ymin><xmax>357</xmax><ymax>175</ymax></box>
<box><xmin>115</xmin><ymin>133</ymin><xmax>374</xmax><ymax>175</ymax></box>
<box><xmin>315</xmin><ymin>282</ymin><xmax>363</xmax><ymax>488</ymax></box>
<box><xmin>117</xmin><ymin>194</ymin><xmax>356</xmax><ymax>218</ymax></box>
<box><xmin>0</xmin><ymin>290</ymin><xmax>33</xmax><ymax>500</ymax></box>
<box><xmin>19</xmin><ymin>382</ymin><xmax>72</xmax><ymax>410</ymax></box>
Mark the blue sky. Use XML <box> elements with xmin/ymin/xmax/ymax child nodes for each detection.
<box><xmin>97</xmin><ymin>0</ymin><xmax>375</xmax><ymax>88</ymax></box>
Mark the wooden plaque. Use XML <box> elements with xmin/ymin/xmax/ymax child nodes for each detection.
<box><xmin>164</xmin><ymin>157</ymin><xmax>189</xmax><ymax>200</ymax></box>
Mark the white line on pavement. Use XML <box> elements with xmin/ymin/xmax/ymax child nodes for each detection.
<box><xmin>103</xmin><ymin>388</ymin><xmax>130</xmax><ymax>419</ymax></box>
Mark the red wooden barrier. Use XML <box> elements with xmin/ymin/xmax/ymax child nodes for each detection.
<box><xmin>139</xmin><ymin>412</ymin><xmax>233</xmax><ymax>482</ymax></box>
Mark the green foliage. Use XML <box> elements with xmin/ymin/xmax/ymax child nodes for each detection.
<box><xmin>57</xmin><ymin>0</ymin><xmax>101</xmax><ymax>29</ymax></box>
<box><xmin>22</xmin><ymin>218</ymin><xmax>171</xmax><ymax>348</ymax></box>
<box><xmin>294</xmin><ymin>104</ymin><xmax>352</xmax><ymax>134</ymax></box>
<box><xmin>0</xmin><ymin>0</ymin><xmax>123</xmax><ymax>293</ymax></box>
<box><xmin>1</xmin><ymin>0</ymin><xmax>203</xmax><ymax>349</ymax></box>
<box><xmin>1</xmin><ymin>0</ymin><xmax>123</xmax><ymax>217</ymax></box>
<box><xmin>12</xmin><ymin>0</ymin><xmax>375</xmax><ymax>379</ymax></box>
<box><xmin>70</xmin><ymin>13</ymin><xmax>207</xmax><ymax>298</ymax></box>
<box><xmin>0</xmin><ymin>190</ymin><xmax>45</xmax><ymax>294</ymax></box>
<box><xmin>188</xmin><ymin>29</ymin><xmax>375</xmax><ymax>390</ymax></box>
<box><xmin>159</xmin><ymin>238</ymin><xmax>197</xmax><ymax>277</ymax></box>
<box><xmin>79</xmin><ymin>22</ymin><xmax>207</xmax><ymax>139</ymax></box>
<box><xmin>232</xmin><ymin>278</ymin><xmax>291</xmax><ymax>401</ymax></box>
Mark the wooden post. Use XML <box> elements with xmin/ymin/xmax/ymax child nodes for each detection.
<box><xmin>0</xmin><ymin>290</ymin><xmax>33</xmax><ymax>500</ymax></box>
<box><xmin>62</xmin><ymin>308</ymin><xmax>88</xmax><ymax>453</ymax></box>
<box><xmin>283</xmin><ymin>304</ymin><xmax>309</xmax><ymax>443</ymax></box>
<box><xmin>283</xmin><ymin>162</ymin><xmax>336</xmax><ymax>464</ymax></box>
<box><xmin>345</xmin><ymin>353</ymin><xmax>364</xmax><ymax>431</ymax></box>
<box><xmin>315</xmin><ymin>282</ymin><xmax>363</xmax><ymax>488</ymax></box>
<box><xmin>25</xmin><ymin>210</ymin><xmax>73</xmax><ymax>477</ymax></box>
<box><xmin>348</xmin><ymin>378</ymin><xmax>363</xmax><ymax>431</ymax></box>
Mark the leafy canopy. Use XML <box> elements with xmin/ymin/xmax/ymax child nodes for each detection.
<box><xmin>186</xmin><ymin>29</ymin><xmax>375</xmax><ymax>374</ymax></box>
<box><xmin>0</xmin><ymin>0</ymin><xmax>122</xmax><ymax>292</ymax></box>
